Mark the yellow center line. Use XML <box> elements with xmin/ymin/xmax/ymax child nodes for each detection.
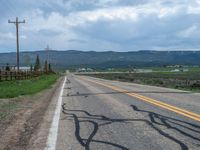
<box><xmin>80</xmin><ymin>77</ymin><xmax>200</xmax><ymax>122</ymax></box>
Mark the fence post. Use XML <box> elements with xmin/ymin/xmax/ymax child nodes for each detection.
<box><xmin>0</xmin><ymin>69</ymin><xmax>50</xmax><ymax>81</ymax></box>
<box><xmin>15</xmin><ymin>71</ymin><xmax>17</xmax><ymax>80</ymax></box>
<box><xmin>28</xmin><ymin>71</ymin><xmax>30</xmax><ymax>79</ymax></box>
<box><xmin>26</xmin><ymin>71</ymin><xmax>27</xmax><ymax>79</ymax></box>
<box><xmin>19</xmin><ymin>71</ymin><xmax>21</xmax><ymax>80</ymax></box>
<box><xmin>10</xmin><ymin>71</ymin><xmax>12</xmax><ymax>80</ymax></box>
<box><xmin>17</xmin><ymin>71</ymin><xmax>19</xmax><ymax>80</ymax></box>
<box><xmin>5</xmin><ymin>71</ymin><xmax>8</xmax><ymax>81</ymax></box>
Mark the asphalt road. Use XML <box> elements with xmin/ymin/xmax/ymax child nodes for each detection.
<box><xmin>56</xmin><ymin>74</ymin><xmax>200</xmax><ymax>150</ymax></box>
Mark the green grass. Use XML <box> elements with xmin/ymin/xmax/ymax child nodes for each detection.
<box><xmin>0</xmin><ymin>74</ymin><xmax>59</xmax><ymax>98</ymax></box>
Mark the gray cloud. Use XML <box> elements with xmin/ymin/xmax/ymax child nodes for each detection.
<box><xmin>0</xmin><ymin>0</ymin><xmax>200</xmax><ymax>52</ymax></box>
<box><xmin>68</xmin><ymin>39</ymin><xmax>87</xmax><ymax>44</ymax></box>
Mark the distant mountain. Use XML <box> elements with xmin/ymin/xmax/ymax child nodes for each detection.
<box><xmin>0</xmin><ymin>50</ymin><xmax>200</xmax><ymax>70</ymax></box>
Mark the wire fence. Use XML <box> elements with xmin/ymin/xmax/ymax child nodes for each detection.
<box><xmin>0</xmin><ymin>70</ymin><xmax>47</xmax><ymax>81</ymax></box>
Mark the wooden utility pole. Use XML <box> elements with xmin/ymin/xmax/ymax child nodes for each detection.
<box><xmin>45</xmin><ymin>45</ymin><xmax>50</xmax><ymax>64</ymax></box>
<box><xmin>8</xmin><ymin>17</ymin><xmax>25</xmax><ymax>72</ymax></box>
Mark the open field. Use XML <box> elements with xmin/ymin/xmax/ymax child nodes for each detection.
<box><xmin>81</xmin><ymin>70</ymin><xmax>200</xmax><ymax>92</ymax></box>
<box><xmin>146</xmin><ymin>66</ymin><xmax>200</xmax><ymax>72</ymax></box>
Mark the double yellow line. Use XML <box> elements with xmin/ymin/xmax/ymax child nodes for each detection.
<box><xmin>82</xmin><ymin>77</ymin><xmax>200</xmax><ymax>122</ymax></box>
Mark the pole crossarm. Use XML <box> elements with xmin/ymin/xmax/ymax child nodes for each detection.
<box><xmin>8</xmin><ymin>17</ymin><xmax>25</xmax><ymax>24</ymax></box>
<box><xmin>8</xmin><ymin>20</ymin><xmax>25</xmax><ymax>23</ymax></box>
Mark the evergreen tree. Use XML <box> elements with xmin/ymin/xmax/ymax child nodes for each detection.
<box><xmin>5</xmin><ymin>63</ymin><xmax>10</xmax><ymax>71</ymax></box>
<box><xmin>34</xmin><ymin>55</ymin><xmax>40</xmax><ymax>71</ymax></box>
<box><xmin>48</xmin><ymin>63</ymin><xmax>52</xmax><ymax>72</ymax></box>
<box><xmin>44</xmin><ymin>60</ymin><xmax>48</xmax><ymax>73</ymax></box>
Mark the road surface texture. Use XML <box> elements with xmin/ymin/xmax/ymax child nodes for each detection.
<box><xmin>55</xmin><ymin>74</ymin><xmax>200</xmax><ymax>150</ymax></box>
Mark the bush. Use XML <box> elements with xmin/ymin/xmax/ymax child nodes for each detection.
<box><xmin>190</xmin><ymin>81</ymin><xmax>200</xmax><ymax>88</ymax></box>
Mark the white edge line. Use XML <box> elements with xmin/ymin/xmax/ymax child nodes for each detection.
<box><xmin>45</xmin><ymin>76</ymin><xmax>66</xmax><ymax>150</ymax></box>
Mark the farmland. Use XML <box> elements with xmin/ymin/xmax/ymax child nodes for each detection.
<box><xmin>81</xmin><ymin>68</ymin><xmax>200</xmax><ymax>92</ymax></box>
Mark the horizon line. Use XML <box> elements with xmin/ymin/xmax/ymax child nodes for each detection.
<box><xmin>1</xmin><ymin>49</ymin><xmax>200</xmax><ymax>54</ymax></box>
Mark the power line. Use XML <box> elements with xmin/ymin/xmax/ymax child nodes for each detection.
<box><xmin>8</xmin><ymin>17</ymin><xmax>25</xmax><ymax>71</ymax></box>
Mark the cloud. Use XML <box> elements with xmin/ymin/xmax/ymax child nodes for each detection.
<box><xmin>178</xmin><ymin>25</ymin><xmax>198</xmax><ymax>38</ymax></box>
<box><xmin>1</xmin><ymin>0</ymin><xmax>200</xmax><ymax>52</ymax></box>
<box><xmin>67</xmin><ymin>39</ymin><xmax>87</xmax><ymax>44</ymax></box>
<box><xmin>0</xmin><ymin>32</ymin><xmax>15</xmax><ymax>41</ymax></box>
<box><xmin>0</xmin><ymin>32</ymin><xmax>26</xmax><ymax>42</ymax></box>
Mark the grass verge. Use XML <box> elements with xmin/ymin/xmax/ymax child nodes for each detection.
<box><xmin>0</xmin><ymin>74</ymin><xmax>60</xmax><ymax>121</ymax></box>
<box><xmin>0</xmin><ymin>74</ymin><xmax>59</xmax><ymax>98</ymax></box>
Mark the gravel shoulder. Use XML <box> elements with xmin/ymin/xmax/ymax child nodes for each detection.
<box><xmin>0</xmin><ymin>77</ymin><xmax>64</xmax><ymax>150</ymax></box>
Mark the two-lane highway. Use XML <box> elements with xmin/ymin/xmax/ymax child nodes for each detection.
<box><xmin>54</xmin><ymin>74</ymin><xmax>200</xmax><ymax>150</ymax></box>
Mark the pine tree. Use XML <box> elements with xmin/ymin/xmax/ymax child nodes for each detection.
<box><xmin>34</xmin><ymin>55</ymin><xmax>40</xmax><ymax>71</ymax></box>
<box><xmin>48</xmin><ymin>63</ymin><xmax>52</xmax><ymax>72</ymax></box>
<box><xmin>5</xmin><ymin>63</ymin><xmax>10</xmax><ymax>71</ymax></box>
<box><xmin>44</xmin><ymin>60</ymin><xmax>48</xmax><ymax>73</ymax></box>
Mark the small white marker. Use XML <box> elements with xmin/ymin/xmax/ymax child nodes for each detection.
<box><xmin>45</xmin><ymin>76</ymin><xmax>66</xmax><ymax>150</ymax></box>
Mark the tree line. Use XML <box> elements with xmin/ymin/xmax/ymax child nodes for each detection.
<box><xmin>33</xmin><ymin>55</ymin><xmax>52</xmax><ymax>72</ymax></box>
<box><xmin>4</xmin><ymin>55</ymin><xmax>53</xmax><ymax>73</ymax></box>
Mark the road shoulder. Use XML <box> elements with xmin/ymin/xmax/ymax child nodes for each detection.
<box><xmin>0</xmin><ymin>76</ymin><xmax>64</xmax><ymax>150</ymax></box>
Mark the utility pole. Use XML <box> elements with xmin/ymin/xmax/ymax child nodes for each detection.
<box><xmin>45</xmin><ymin>45</ymin><xmax>50</xmax><ymax>64</ymax></box>
<box><xmin>8</xmin><ymin>17</ymin><xmax>25</xmax><ymax>72</ymax></box>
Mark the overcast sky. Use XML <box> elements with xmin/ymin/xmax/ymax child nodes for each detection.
<box><xmin>0</xmin><ymin>0</ymin><xmax>200</xmax><ymax>52</ymax></box>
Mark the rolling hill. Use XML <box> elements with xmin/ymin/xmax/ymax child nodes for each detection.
<box><xmin>0</xmin><ymin>50</ymin><xmax>200</xmax><ymax>70</ymax></box>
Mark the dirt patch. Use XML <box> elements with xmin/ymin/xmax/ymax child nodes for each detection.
<box><xmin>0</xmin><ymin>77</ymin><xmax>63</xmax><ymax>150</ymax></box>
